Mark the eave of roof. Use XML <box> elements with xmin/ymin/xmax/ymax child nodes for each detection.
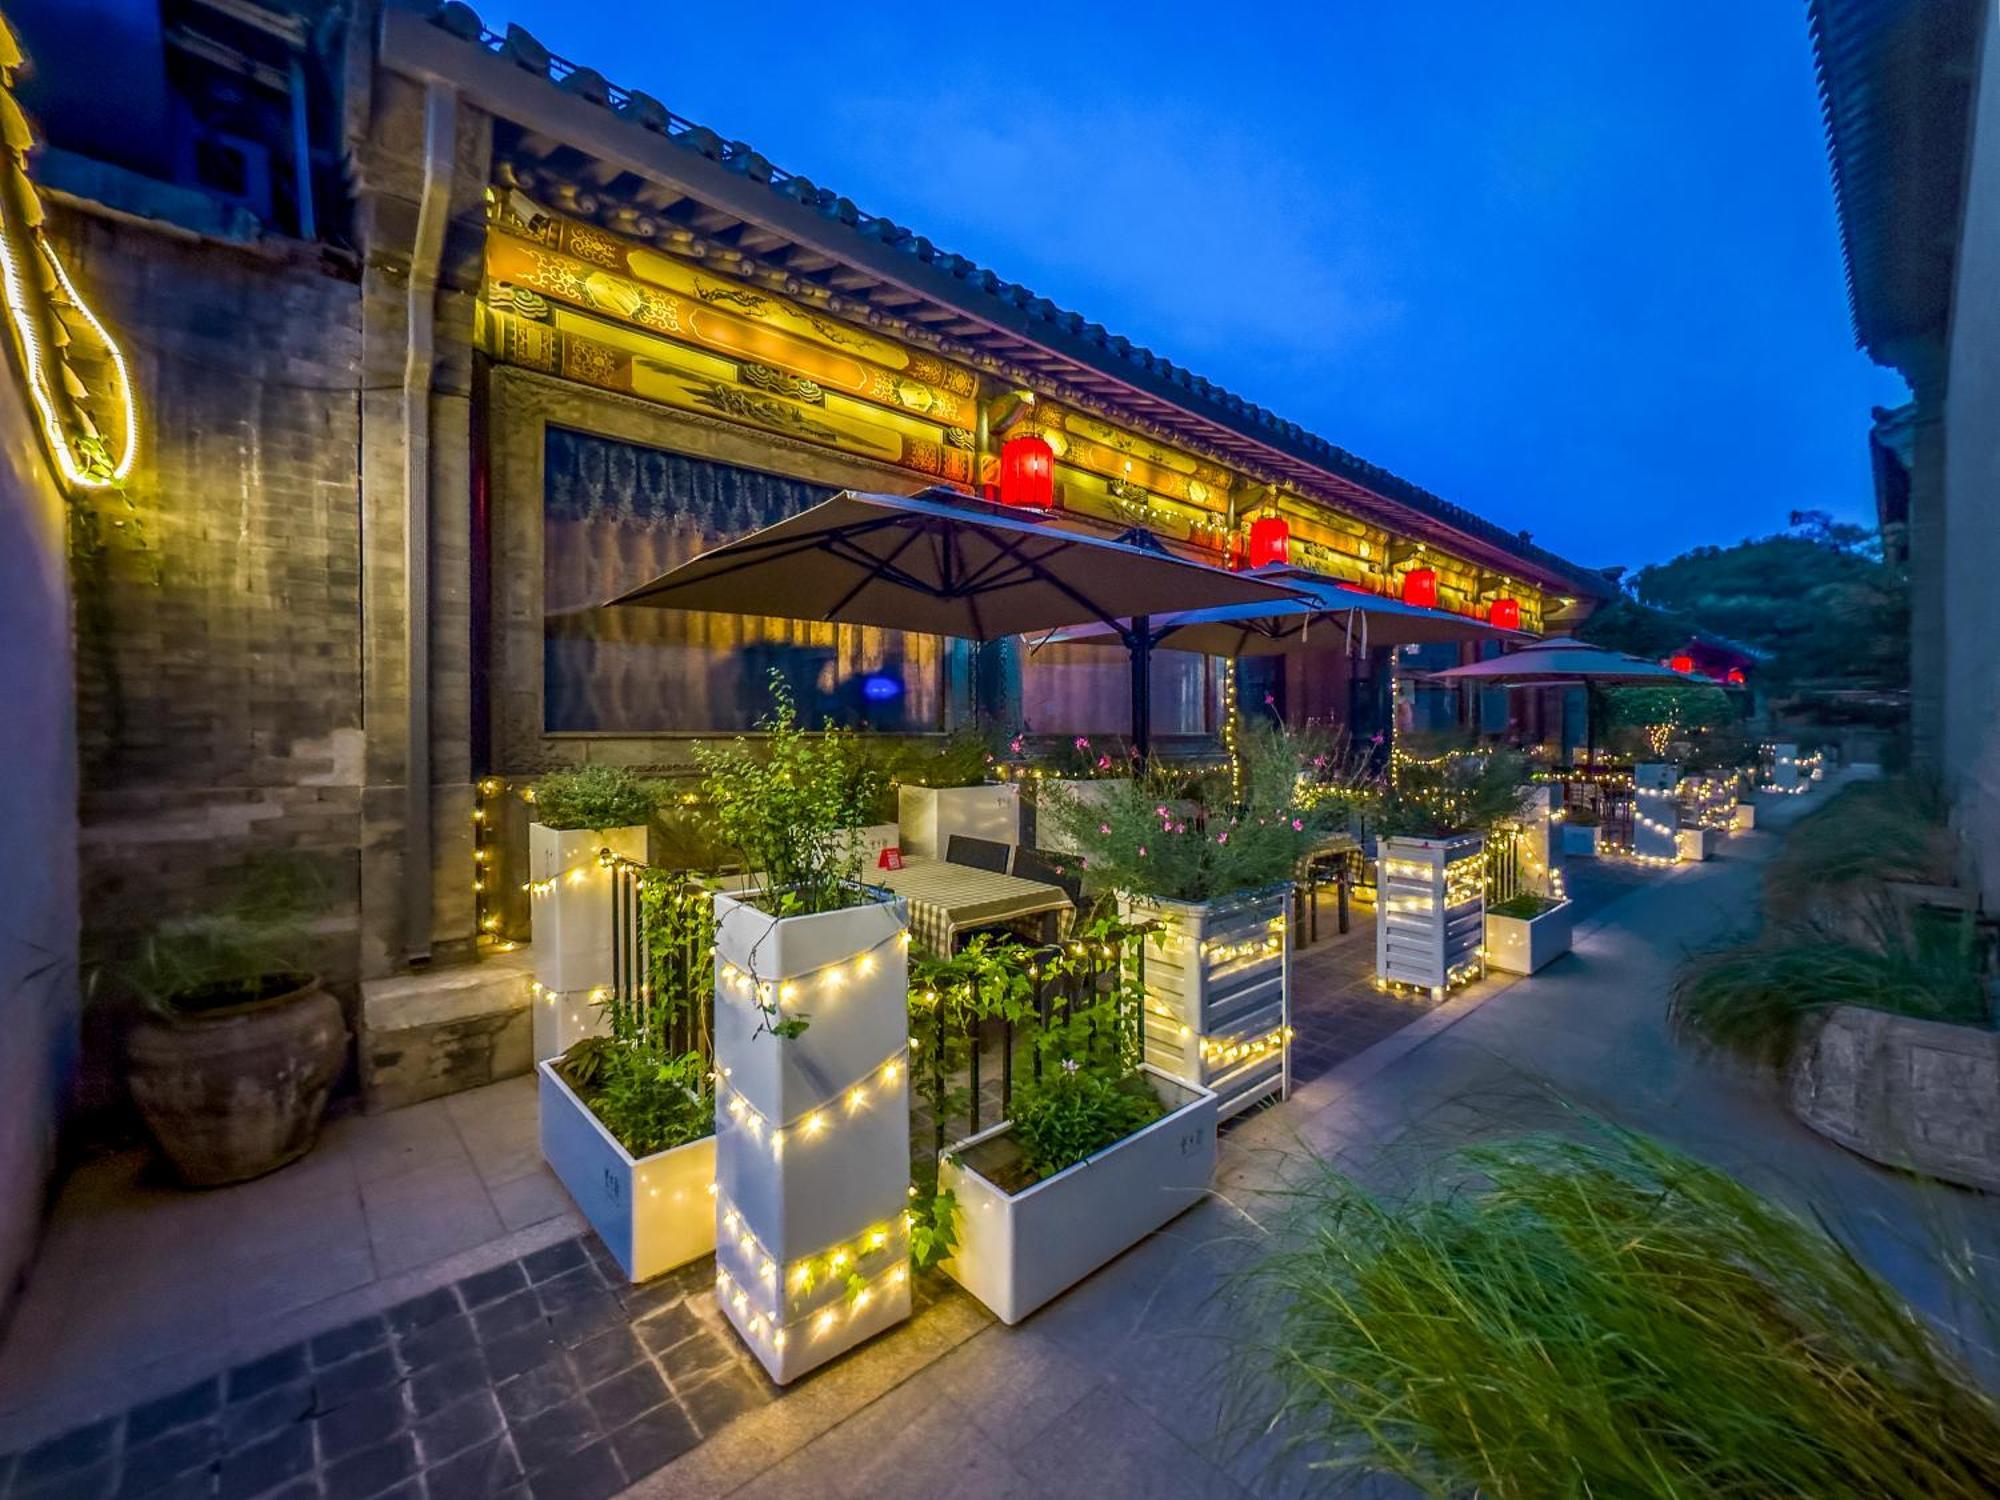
<box><xmin>383</xmin><ymin>0</ymin><xmax>1613</xmax><ymax>601</ymax></box>
<box><xmin>1807</xmin><ymin>0</ymin><xmax>1985</xmax><ymax>365</ymax></box>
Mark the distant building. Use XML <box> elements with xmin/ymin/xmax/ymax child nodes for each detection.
<box><xmin>1810</xmin><ymin>0</ymin><xmax>1998</xmax><ymax>902</ymax></box>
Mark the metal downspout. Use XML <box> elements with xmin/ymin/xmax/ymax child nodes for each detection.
<box><xmin>403</xmin><ymin>80</ymin><xmax>455</xmax><ymax>964</ymax></box>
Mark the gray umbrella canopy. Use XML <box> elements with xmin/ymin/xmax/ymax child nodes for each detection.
<box><xmin>1421</xmin><ymin>640</ymin><xmax>1698</xmax><ymax>686</ymax></box>
<box><xmin>1037</xmin><ymin>566</ymin><xmax>1521</xmax><ymax>655</ymax></box>
<box><xmin>608</xmin><ymin>490</ymin><xmax>1298</xmax><ymax>640</ymax></box>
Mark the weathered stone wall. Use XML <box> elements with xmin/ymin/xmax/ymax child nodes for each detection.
<box><xmin>0</xmin><ymin>257</ymin><xmax>77</xmax><ymax>1332</ymax></box>
<box><xmin>48</xmin><ymin>206</ymin><xmax>367</xmax><ymax>1090</ymax></box>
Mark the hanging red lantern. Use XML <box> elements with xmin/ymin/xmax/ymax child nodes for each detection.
<box><xmin>1401</xmin><ymin>567</ymin><xmax>1438</xmax><ymax>609</ymax></box>
<box><xmin>998</xmin><ymin>433</ymin><xmax>1055</xmax><ymax>509</ymax></box>
<box><xmin>1488</xmin><ymin>597</ymin><xmax>1521</xmax><ymax>631</ymax></box>
<box><xmin>1669</xmin><ymin>653</ymin><xmax>1694</xmax><ymax>674</ymax></box>
<box><xmin>1726</xmin><ymin>667</ymin><xmax>1746</xmax><ymax>685</ymax></box>
<box><xmin>1247</xmin><ymin>515</ymin><xmax>1290</xmax><ymax>568</ymax></box>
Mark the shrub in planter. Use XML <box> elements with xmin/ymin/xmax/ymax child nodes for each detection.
<box><xmin>116</xmin><ymin>860</ymin><xmax>346</xmax><ymax>1187</ymax></box>
<box><xmin>1225</xmin><ymin>1128</ymin><xmax>2000</xmax><ymax>1499</ymax></box>
<box><xmin>695</xmin><ymin>677</ymin><xmax>912</xmax><ymax>1382</ymax></box>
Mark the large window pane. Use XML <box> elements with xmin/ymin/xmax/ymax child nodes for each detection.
<box><xmin>542</xmin><ymin>429</ymin><xmax>944</xmax><ymax>732</ymax></box>
<box><xmin>1018</xmin><ymin>643</ymin><xmax>1215</xmax><ymax>737</ymax></box>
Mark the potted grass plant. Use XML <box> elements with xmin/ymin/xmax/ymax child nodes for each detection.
<box><xmin>539</xmin><ymin>870</ymin><xmax>718</xmax><ymax>1281</ymax></box>
<box><xmin>922</xmin><ymin>939</ymin><xmax>1217</xmax><ymax>1325</ymax></box>
<box><xmin>1045</xmin><ymin>724</ymin><xmax>1333</xmax><ymax>1119</ymax></box>
<box><xmin>694</xmin><ymin>676</ymin><xmax>912</xmax><ymax>1383</ymax></box>
<box><xmin>527</xmin><ymin>766</ymin><xmax>661</xmax><ymax>1061</ymax></box>
<box><xmin>893</xmin><ymin>730</ymin><xmax>1018</xmax><ymax>858</ymax></box>
<box><xmin>118</xmin><ymin>859</ymin><xmax>347</xmax><ymax>1187</ymax></box>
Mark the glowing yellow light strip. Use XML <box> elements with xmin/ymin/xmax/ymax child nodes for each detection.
<box><xmin>716</xmin><ymin>1049</ymin><xmax>906</xmax><ymax>1160</ymax></box>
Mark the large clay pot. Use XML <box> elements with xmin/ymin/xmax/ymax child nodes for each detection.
<box><xmin>127</xmin><ymin>974</ymin><xmax>348</xmax><ymax>1187</ymax></box>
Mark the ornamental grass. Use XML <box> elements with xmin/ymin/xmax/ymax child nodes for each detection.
<box><xmin>1227</xmin><ymin>1130</ymin><xmax>2000</xmax><ymax>1499</ymax></box>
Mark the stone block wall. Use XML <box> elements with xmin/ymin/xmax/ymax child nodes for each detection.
<box><xmin>48</xmin><ymin>205</ymin><xmax>367</xmax><ymax>1102</ymax></box>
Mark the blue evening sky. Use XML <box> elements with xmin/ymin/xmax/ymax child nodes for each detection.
<box><xmin>491</xmin><ymin>0</ymin><xmax>1909</xmax><ymax>573</ymax></box>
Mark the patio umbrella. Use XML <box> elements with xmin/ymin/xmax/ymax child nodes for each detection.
<box><xmin>1036</xmin><ymin>566</ymin><xmax>1520</xmax><ymax>656</ymax></box>
<box><xmin>607</xmin><ymin>489</ymin><xmax>1303</xmax><ymax>753</ymax></box>
<box><xmin>1421</xmin><ymin>639</ymin><xmax>1705</xmax><ymax>765</ymax></box>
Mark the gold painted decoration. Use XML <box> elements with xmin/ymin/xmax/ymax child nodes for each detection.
<box><xmin>0</xmin><ymin>13</ymin><xmax>136</xmax><ymax>489</ymax></box>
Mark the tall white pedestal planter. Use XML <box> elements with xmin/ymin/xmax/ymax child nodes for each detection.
<box><xmin>1766</xmin><ymin>742</ymin><xmax>1800</xmax><ymax>792</ymax></box>
<box><xmin>1376</xmin><ymin>835</ymin><xmax>1485</xmax><ymax>998</ymax></box>
<box><xmin>897</xmin><ymin>783</ymin><xmax>1020</xmax><ymax>859</ymax></box>
<box><xmin>1632</xmin><ymin>764</ymin><xmax>1680</xmax><ymax>862</ymax></box>
<box><xmin>710</xmin><ymin>890</ymin><xmax>911</xmax><ymax>1384</ymax></box>
<box><xmin>940</xmin><ymin>1068</ymin><xmax>1216</xmax><ymax>1324</ymax></box>
<box><xmin>1119</xmin><ymin>887</ymin><xmax>1290</xmax><ymax>1121</ymax></box>
<box><xmin>1033</xmin><ymin>778</ymin><xmax>1118</xmax><ymax>855</ymax></box>
<box><xmin>528</xmin><ymin>823</ymin><xmax>648</xmax><ymax>1062</ymax></box>
<box><xmin>1514</xmin><ymin>784</ymin><xmax>1565</xmax><ymax>899</ymax></box>
<box><xmin>538</xmin><ymin>1063</ymin><xmax>715</xmax><ymax>1281</ymax></box>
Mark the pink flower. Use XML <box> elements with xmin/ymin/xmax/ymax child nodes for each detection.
<box><xmin>1156</xmin><ymin>805</ymin><xmax>1170</xmax><ymax>817</ymax></box>
<box><xmin>1138</xmin><ymin>845</ymin><xmax>1148</xmax><ymax>857</ymax></box>
<box><xmin>1096</xmin><ymin>754</ymin><xmax>1112</xmax><ymax>770</ymax></box>
<box><xmin>1175</xmin><ymin>822</ymin><xmax>1187</xmax><ymax>834</ymax></box>
<box><xmin>1292</xmin><ymin>818</ymin><xmax>1304</xmax><ymax>831</ymax></box>
<box><xmin>1074</xmin><ymin>736</ymin><xmax>1091</xmax><ymax>751</ymax></box>
<box><xmin>1370</xmin><ymin>732</ymin><xmax>1385</xmax><ymax>745</ymax></box>
<box><xmin>1098</xmin><ymin>823</ymin><xmax>1112</xmax><ymax>835</ymax></box>
<box><xmin>1009</xmin><ymin>737</ymin><xmax>1024</xmax><ymax>755</ymax></box>
<box><xmin>1216</xmin><ymin>831</ymin><xmax>1229</xmax><ymax>844</ymax></box>
<box><xmin>1264</xmin><ymin>693</ymin><xmax>1276</xmax><ymax>706</ymax></box>
<box><xmin>983</xmin><ymin>752</ymin><xmax>995</xmax><ymax>763</ymax></box>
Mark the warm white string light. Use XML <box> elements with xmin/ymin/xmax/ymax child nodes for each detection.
<box><xmin>716</xmin><ymin>1049</ymin><xmax>907</xmax><ymax>1161</ymax></box>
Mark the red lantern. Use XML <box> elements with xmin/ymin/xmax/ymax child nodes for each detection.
<box><xmin>1488</xmin><ymin>597</ymin><xmax>1521</xmax><ymax>631</ymax></box>
<box><xmin>1726</xmin><ymin>667</ymin><xmax>1746</xmax><ymax>685</ymax></box>
<box><xmin>998</xmin><ymin>433</ymin><xmax>1055</xmax><ymax>509</ymax></box>
<box><xmin>1669</xmin><ymin>654</ymin><xmax>1694</xmax><ymax>674</ymax></box>
<box><xmin>1401</xmin><ymin>567</ymin><xmax>1438</xmax><ymax>609</ymax></box>
<box><xmin>1247</xmin><ymin>515</ymin><xmax>1290</xmax><ymax>568</ymax></box>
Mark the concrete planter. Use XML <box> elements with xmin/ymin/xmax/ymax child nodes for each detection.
<box><xmin>528</xmin><ymin>822</ymin><xmax>648</xmax><ymax>1062</ymax></box>
<box><xmin>940</xmin><ymin>1068</ymin><xmax>1217</xmax><ymax>1324</ymax></box>
<box><xmin>1675</xmin><ymin>827</ymin><xmax>1712</xmax><ymax>862</ymax></box>
<box><xmin>1561</xmin><ymin>823</ymin><xmax>1602</xmax><ymax>857</ymax></box>
<box><xmin>1732</xmin><ymin>802</ymin><xmax>1757</xmax><ymax>832</ymax></box>
<box><xmin>1119</xmin><ymin>886</ymin><xmax>1290</xmax><ymax>1120</ymax></box>
<box><xmin>1033</xmin><ymin>778</ymin><xmax>1119</xmax><ymax>855</ymax></box>
<box><xmin>710</xmin><ymin>888</ymin><xmax>911</xmax><ymax>1383</ymax></box>
<box><xmin>538</xmin><ymin>1061</ymin><xmax>716</xmax><ymax>1282</ymax></box>
<box><xmin>1377</xmin><ymin>834</ymin><xmax>1485</xmax><ymax>997</ymax></box>
<box><xmin>1788</xmin><ymin>1006</ymin><xmax>2000</xmax><ymax>1193</ymax></box>
<box><xmin>896</xmin><ymin>783</ymin><xmax>1019</xmax><ymax>859</ymax></box>
<box><xmin>1483</xmin><ymin>899</ymin><xmax>1574</xmax><ymax>976</ymax></box>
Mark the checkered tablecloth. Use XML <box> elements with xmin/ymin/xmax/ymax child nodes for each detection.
<box><xmin>873</xmin><ymin>856</ymin><xmax>1074</xmax><ymax>954</ymax></box>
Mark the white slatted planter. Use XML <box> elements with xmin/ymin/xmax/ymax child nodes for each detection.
<box><xmin>940</xmin><ymin>1068</ymin><xmax>1217</xmax><ymax>1325</ymax></box>
<box><xmin>1484</xmin><ymin>898</ymin><xmax>1574</xmax><ymax>975</ymax></box>
<box><xmin>1120</xmin><ymin>886</ymin><xmax>1290</xmax><ymax>1121</ymax></box>
<box><xmin>537</xmin><ymin>1063</ymin><xmax>715</xmax><ymax>1282</ymax></box>
<box><xmin>710</xmin><ymin>889</ymin><xmax>911</xmax><ymax>1384</ymax></box>
<box><xmin>896</xmin><ymin>783</ymin><xmax>1019</xmax><ymax>859</ymax></box>
<box><xmin>1376</xmin><ymin>834</ymin><xmax>1485</xmax><ymax>997</ymax></box>
<box><xmin>528</xmin><ymin>823</ymin><xmax>648</xmax><ymax>1062</ymax></box>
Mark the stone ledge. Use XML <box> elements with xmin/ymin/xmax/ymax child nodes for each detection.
<box><xmin>358</xmin><ymin>948</ymin><xmax>535</xmax><ymax>1112</ymax></box>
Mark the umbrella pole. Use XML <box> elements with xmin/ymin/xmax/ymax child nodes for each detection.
<box><xmin>1129</xmin><ymin>616</ymin><xmax>1153</xmax><ymax>762</ymax></box>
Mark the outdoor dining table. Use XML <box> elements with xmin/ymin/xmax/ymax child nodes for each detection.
<box><xmin>871</xmin><ymin>855</ymin><xmax>1075</xmax><ymax>954</ymax></box>
<box><xmin>1297</xmin><ymin>831</ymin><xmax>1363</xmax><ymax>943</ymax></box>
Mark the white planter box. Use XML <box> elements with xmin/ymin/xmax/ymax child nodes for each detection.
<box><xmin>710</xmin><ymin>888</ymin><xmax>911</xmax><ymax>1384</ymax></box>
<box><xmin>1377</xmin><ymin>834</ymin><xmax>1485</xmax><ymax>996</ymax></box>
<box><xmin>1484</xmin><ymin>899</ymin><xmax>1574</xmax><ymax>975</ymax></box>
<box><xmin>896</xmin><ymin>783</ymin><xmax>1019</xmax><ymax>859</ymax></box>
<box><xmin>1766</xmin><ymin>742</ymin><xmax>1800</xmax><ymax>791</ymax></box>
<box><xmin>1561</xmin><ymin>823</ymin><xmax>1601</xmax><ymax>857</ymax></box>
<box><xmin>1676</xmin><ymin>827</ymin><xmax>1712</xmax><ymax>862</ymax></box>
<box><xmin>1033</xmin><ymin>778</ymin><xmax>1119</xmax><ymax>855</ymax></box>
<box><xmin>1119</xmin><ymin>887</ymin><xmax>1290</xmax><ymax>1121</ymax></box>
<box><xmin>528</xmin><ymin>822</ymin><xmax>648</xmax><ymax>1062</ymax></box>
<box><xmin>538</xmin><ymin>1061</ymin><xmax>715</xmax><ymax>1282</ymax></box>
<box><xmin>1732</xmin><ymin>802</ymin><xmax>1757</xmax><ymax>832</ymax></box>
<box><xmin>940</xmin><ymin>1068</ymin><xmax>1217</xmax><ymax>1324</ymax></box>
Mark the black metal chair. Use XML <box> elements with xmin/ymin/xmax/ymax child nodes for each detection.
<box><xmin>1011</xmin><ymin>845</ymin><xmax>1085</xmax><ymax>908</ymax></box>
<box><xmin>945</xmin><ymin>834</ymin><xmax>1012</xmax><ymax>873</ymax></box>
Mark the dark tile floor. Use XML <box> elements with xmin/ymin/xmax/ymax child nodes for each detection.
<box><xmin>0</xmin><ymin>1237</ymin><xmax>783</xmax><ymax>1500</ymax></box>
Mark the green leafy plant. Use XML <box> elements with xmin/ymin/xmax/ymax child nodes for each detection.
<box><xmin>532</xmin><ymin>766</ymin><xmax>662</xmax><ymax>830</ymax></box>
<box><xmin>107</xmin><ymin>856</ymin><xmax>328</xmax><ymax>1016</ymax></box>
<box><xmin>1013</xmin><ymin>731</ymin><xmax>1142</xmax><ymax>779</ymax></box>
<box><xmin>1376</xmin><ymin>749</ymin><xmax>1529</xmax><ymax>839</ymax></box>
<box><xmin>1043</xmin><ymin>723</ymin><xmax>1332</xmax><ymax>903</ymax></box>
<box><xmin>693</xmin><ymin>673</ymin><xmax>884</xmax><ymax>918</ymax></box>
<box><xmin>1670</xmin><ymin>934</ymin><xmax>1987</xmax><ymax>1068</ymax></box>
<box><xmin>1225</xmin><ymin>1127</ymin><xmax>2000</xmax><ymax>1499</ymax></box>
<box><xmin>906</xmin><ymin>1184</ymin><xmax>959</xmax><ymax>1273</ymax></box>
<box><xmin>1008</xmin><ymin>1058</ymin><xmax>1164</xmax><ymax>1185</ymax></box>
<box><xmin>892</xmin><ymin>730</ymin><xmax>999</xmax><ymax>789</ymax></box>
<box><xmin>1488</xmin><ymin>892</ymin><xmax>1563</xmax><ymax>921</ymax></box>
<box><xmin>557</xmin><ymin>1037</ymin><xmax>711</xmax><ymax>1158</ymax></box>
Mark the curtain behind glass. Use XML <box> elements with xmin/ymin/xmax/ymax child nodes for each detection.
<box><xmin>543</xmin><ymin>428</ymin><xmax>944</xmax><ymax>732</ymax></box>
<box><xmin>1018</xmin><ymin>643</ymin><xmax>1214</xmax><ymax>736</ymax></box>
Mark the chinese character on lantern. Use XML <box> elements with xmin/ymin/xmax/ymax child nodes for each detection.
<box><xmin>1247</xmin><ymin>515</ymin><xmax>1290</xmax><ymax>568</ymax></box>
<box><xmin>998</xmin><ymin>433</ymin><xmax>1055</xmax><ymax>509</ymax></box>
<box><xmin>1488</xmin><ymin>597</ymin><xmax>1521</xmax><ymax>630</ymax></box>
